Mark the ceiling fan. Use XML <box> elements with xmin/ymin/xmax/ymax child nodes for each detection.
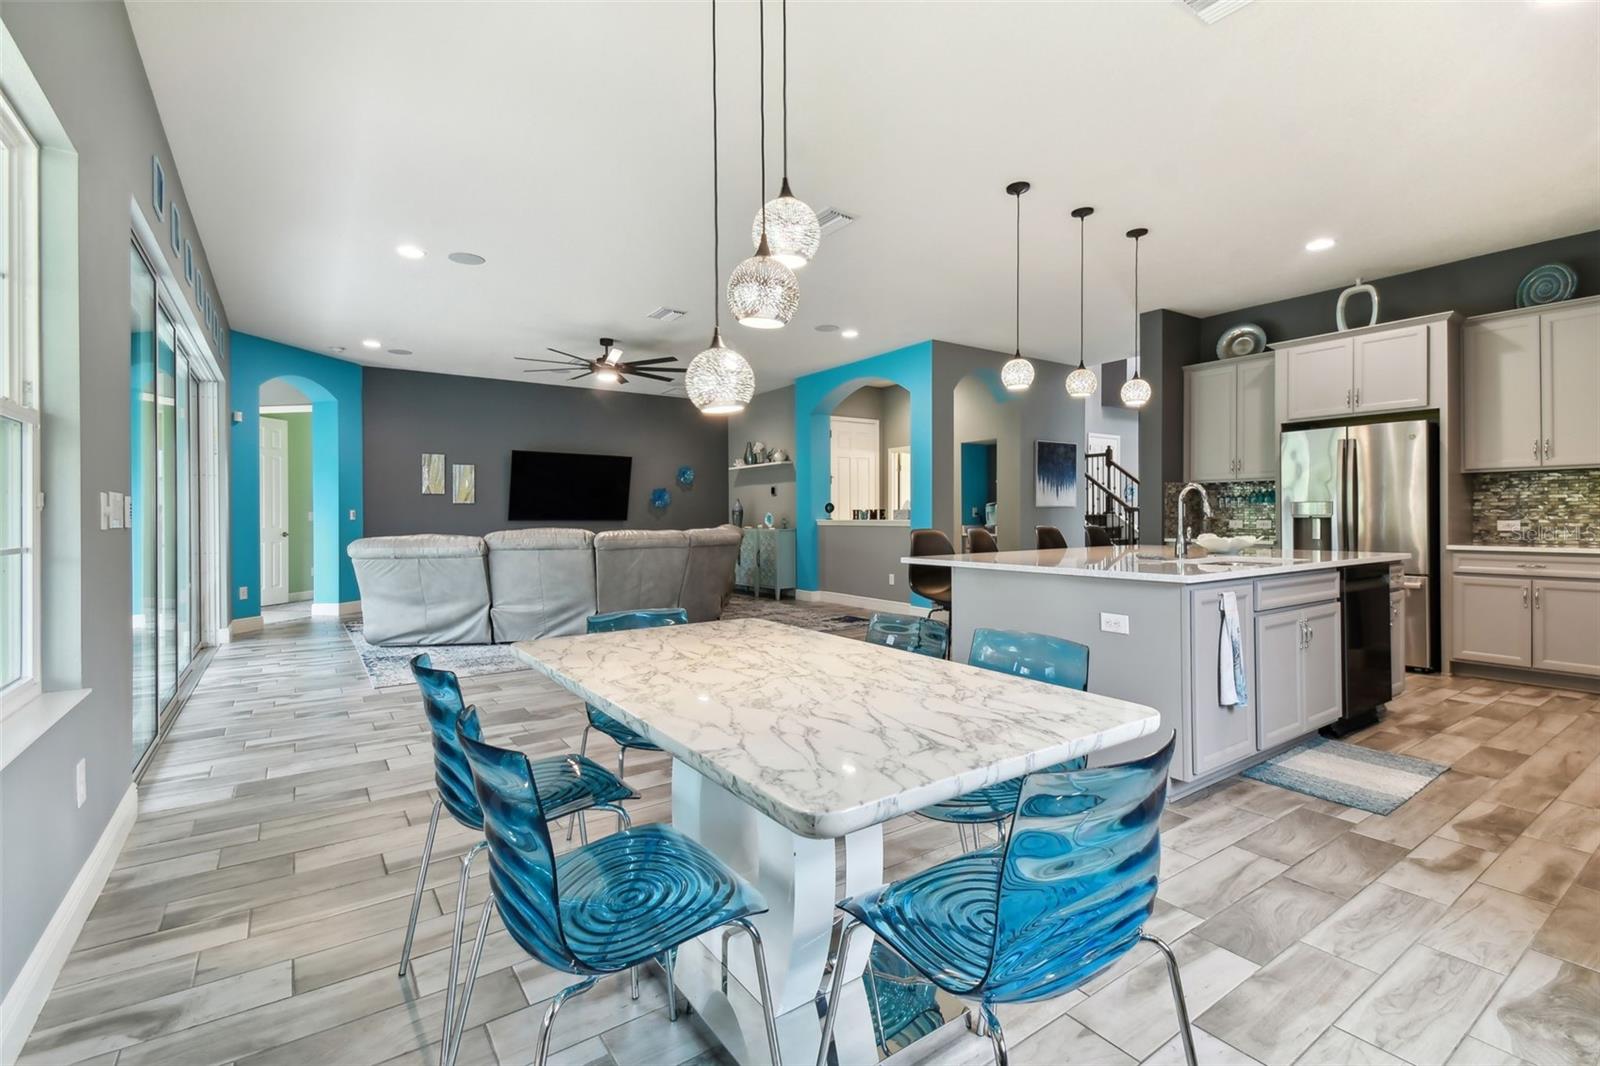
<box><xmin>514</xmin><ymin>338</ymin><xmax>686</xmax><ymax>386</ymax></box>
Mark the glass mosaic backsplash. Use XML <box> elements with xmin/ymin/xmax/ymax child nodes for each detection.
<box><xmin>1163</xmin><ymin>480</ymin><xmax>1278</xmax><ymax>545</ymax></box>
<box><xmin>1468</xmin><ymin>469</ymin><xmax>1600</xmax><ymax>546</ymax></box>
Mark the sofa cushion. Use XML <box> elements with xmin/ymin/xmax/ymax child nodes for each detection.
<box><xmin>680</xmin><ymin>524</ymin><xmax>741</xmax><ymax>622</ymax></box>
<box><xmin>593</xmin><ymin>529</ymin><xmax>691</xmax><ymax>614</ymax></box>
<box><xmin>348</xmin><ymin>535</ymin><xmax>492</xmax><ymax>645</ymax></box>
<box><xmin>484</xmin><ymin>528</ymin><xmax>598</xmax><ymax>642</ymax></box>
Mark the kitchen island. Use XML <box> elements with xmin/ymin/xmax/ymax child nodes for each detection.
<box><xmin>904</xmin><ymin>546</ymin><xmax>1410</xmax><ymax>790</ymax></box>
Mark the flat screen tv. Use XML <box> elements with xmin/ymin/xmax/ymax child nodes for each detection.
<box><xmin>508</xmin><ymin>450</ymin><xmax>632</xmax><ymax>521</ymax></box>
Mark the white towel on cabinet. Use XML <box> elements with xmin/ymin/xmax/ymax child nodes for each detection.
<box><xmin>1219</xmin><ymin>591</ymin><xmax>1248</xmax><ymax>708</ymax></box>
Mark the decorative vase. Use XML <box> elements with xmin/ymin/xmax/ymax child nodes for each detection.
<box><xmin>1335</xmin><ymin>278</ymin><xmax>1379</xmax><ymax>332</ymax></box>
<box><xmin>732</xmin><ymin>498</ymin><xmax>745</xmax><ymax>527</ymax></box>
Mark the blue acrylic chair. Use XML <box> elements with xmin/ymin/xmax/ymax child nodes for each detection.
<box><xmin>398</xmin><ymin>656</ymin><xmax>635</xmax><ymax>1038</ymax></box>
<box><xmin>866</xmin><ymin>612</ymin><xmax>951</xmax><ymax>659</ymax></box>
<box><xmin>449</xmin><ymin>711</ymin><xmax>784</xmax><ymax>1066</ymax></box>
<box><xmin>817</xmin><ymin>733</ymin><xmax>1193</xmax><ymax>1066</ymax></box>
<box><xmin>917</xmin><ymin>629</ymin><xmax>1091</xmax><ymax>849</ymax></box>
<box><xmin>566</xmin><ymin>608</ymin><xmax>689</xmax><ymax>840</ymax></box>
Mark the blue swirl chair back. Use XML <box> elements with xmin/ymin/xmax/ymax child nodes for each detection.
<box><xmin>969</xmin><ymin>627</ymin><xmax>1090</xmax><ymax>691</ymax></box>
<box><xmin>455</xmin><ymin>707</ymin><xmax>580</xmax><ymax>972</ymax></box>
<box><xmin>983</xmin><ymin>732</ymin><xmax>1175</xmax><ymax>1002</ymax></box>
<box><xmin>586</xmin><ymin>607</ymin><xmax>689</xmax><ymax>634</ymax></box>
<box><xmin>409</xmin><ymin>654</ymin><xmax>483</xmax><ymax>829</ymax></box>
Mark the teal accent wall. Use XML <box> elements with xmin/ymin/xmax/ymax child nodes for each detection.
<box><xmin>230</xmin><ymin>333</ymin><xmax>362</xmax><ymax>618</ymax></box>
<box><xmin>793</xmin><ymin>341</ymin><xmax>935</xmax><ymax>594</ymax></box>
<box><xmin>960</xmin><ymin>441</ymin><xmax>997</xmax><ymax>526</ymax></box>
<box><xmin>279</xmin><ymin>412</ymin><xmax>315</xmax><ymax>595</ymax></box>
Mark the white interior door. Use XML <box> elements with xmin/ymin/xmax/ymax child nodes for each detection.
<box><xmin>259</xmin><ymin>416</ymin><xmax>289</xmax><ymax>606</ymax></box>
<box><xmin>829</xmin><ymin>416</ymin><xmax>880</xmax><ymax>516</ymax></box>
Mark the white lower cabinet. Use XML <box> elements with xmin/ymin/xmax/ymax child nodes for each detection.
<box><xmin>1452</xmin><ymin>575</ymin><xmax>1532</xmax><ymax>667</ymax></box>
<box><xmin>1532</xmin><ymin>579</ymin><xmax>1600</xmax><ymax>677</ymax></box>
<box><xmin>1254</xmin><ymin>598</ymin><xmax>1343</xmax><ymax>749</ymax></box>
<box><xmin>1188</xmin><ymin>582</ymin><xmax>1258</xmax><ymax>777</ymax></box>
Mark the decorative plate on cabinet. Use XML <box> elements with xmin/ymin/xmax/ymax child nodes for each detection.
<box><xmin>1516</xmin><ymin>263</ymin><xmax>1577</xmax><ymax>308</ymax></box>
<box><xmin>1216</xmin><ymin>322</ymin><xmax>1267</xmax><ymax>359</ymax></box>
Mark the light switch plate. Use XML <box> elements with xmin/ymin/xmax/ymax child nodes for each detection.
<box><xmin>1100</xmin><ymin>612</ymin><xmax>1130</xmax><ymax>635</ymax></box>
<box><xmin>99</xmin><ymin>492</ymin><xmax>110</xmax><ymax>531</ymax></box>
<box><xmin>109</xmin><ymin>491</ymin><xmax>125</xmax><ymax>530</ymax></box>
<box><xmin>75</xmin><ymin>758</ymin><xmax>87</xmax><ymax>808</ymax></box>
<box><xmin>1497</xmin><ymin>519</ymin><xmax>1522</xmax><ymax>532</ymax></box>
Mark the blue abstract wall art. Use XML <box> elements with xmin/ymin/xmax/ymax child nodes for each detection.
<box><xmin>1034</xmin><ymin>440</ymin><xmax>1078</xmax><ymax>508</ymax></box>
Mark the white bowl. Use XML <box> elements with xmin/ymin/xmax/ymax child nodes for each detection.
<box><xmin>1195</xmin><ymin>533</ymin><xmax>1260</xmax><ymax>555</ymax></box>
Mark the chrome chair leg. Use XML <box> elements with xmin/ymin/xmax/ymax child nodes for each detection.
<box><xmin>956</xmin><ymin>823</ymin><xmax>970</xmax><ymax>852</ymax></box>
<box><xmin>814</xmin><ymin>918</ymin><xmax>862</xmax><ymax>1066</ymax></box>
<box><xmin>439</xmin><ymin>841</ymin><xmax>486</xmax><ymax>1066</ymax></box>
<box><xmin>534</xmin><ymin>976</ymin><xmax>598</xmax><ymax>1066</ymax></box>
<box><xmin>565</xmin><ymin>725</ymin><xmax>593</xmax><ymax>842</ymax></box>
<box><xmin>398</xmin><ymin>796</ymin><xmax>442</xmax><ymax>977</ymax></box>
<box><xmin>576</xmin><ymin>810</ymin><xmax>589</xmax><ymax>846</ymax></box>
<box><xmin>719</xmin><ymin>925</ymin><xmax>740</xmax><ymax>992</ymax></box>
<box><xmin>663</xmin><ymin>950</ymin><xmax>679</xmax><ymax>1022</ymax></box>
<box><xmin>980</xmin><ymin>1003</ymin><xmax>1008</xmax><ymax>1066</ymax></box>
<box><xmin>733</xmin><ymin>918</ymin><xmax>783</xmax><ymax>1066</ymax></box>
<box><xmin>444</xmin><ymin>894</ymin><xmax>497</xmax><ymax>1066</ymax></box>
<box><xmin>1140</xmin><ymin>933</ymin><xmax>1198</xmax><ymax>1066</ymax></box>
<box><xmin>616</xmin><ymin>747</ymin><xmax>627</xmax><ymax>833</ymax></box>
<box><xmin>630</xmin><ymin>963</ymin><xmax>640</xmax><ymax>1000</ymax></box>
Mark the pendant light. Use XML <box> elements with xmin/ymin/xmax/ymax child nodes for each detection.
<box><xmin>1064</xmin><ymin>206</ymin><xmax>1099</xmax><ymax>400</ymax></box>
<box><xmin>727</xmin><ymin>0</ymin><xmax>799</xmax><ymax>328</ymax></box>
<box><xmin>1120</xmin><ymin>227</ymin><xmax>1152</xmax><ymax>409</ymax></box>
<box><xmin>688</xmin><ymin>0</ymin><xmax>756</xmax><ymax>414</ymax></box>
<box><xmin>999</xmin><ymin>180</ymin><xmax>1035</xmax><ymax>392</ymax></box>
<box><xmin>749</xmin><ymin>0</ymin><xmax>819</xmax><ymax>269</ymax></box>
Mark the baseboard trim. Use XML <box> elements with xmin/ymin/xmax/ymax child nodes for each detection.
<box><xmin>0</xmin><ymin>782</ymin><xmax>138</xmax><ymax>1063</ymax></box>
<box><xmin>286</xmin><ymin>591</ymin><xmax>312</xmax><ymax>603</ymax></box>
<box><xmin>311</xmin><ymin>600</ymin><xmax>361</xmax><ymax>620</ymax></box>
<box><xmin>796</xmin><ymin>589</ymin><xmax>914</xmax><ymax>616</ymax></box>
<box><xmin>224</xmin><ymin>615</ymin><xmax>263</xmax><ymax>641</ymax></box>
<box><xmin>1447</xmin><ymin>660</ymin><xmax>1600</xmax><ymax>694</ymax></box>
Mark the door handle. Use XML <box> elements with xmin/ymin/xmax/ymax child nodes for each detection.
<box><xmin>1534</xmin><ymin>587</ymin><xmax>1542</xmax><ymax>609</ymax></box>
<box><xmin>1545</xmin><ymin>438</ymin><xmax>1552</xmax><ymax>460</ymax></box>
<box><xmin>1345</xmin><ymin>388</ymin><xmax>1352</xmax><ymax>409</ymax></box>
<box><xmin>280</xmin><ymin>531</ymin><xmax>290</xmax><ymax>538</ymax></box>
<box><xmin>1522</xmin><ymin>587</ymin><xmax>1529</xmax><ymax>608</ymax></box>
<box><xmin>1535</xmin><ymin>439</ymin><xmax>1541</xmax><ymax>461</ymax></box>
<box><xmin>1354</xmin><ymin>387</ymin><xmax>1361</xmax><ymax>407</ymax></box>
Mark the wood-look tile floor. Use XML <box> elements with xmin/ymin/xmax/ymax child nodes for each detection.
<box><xmin>20</xmin><ymin>613</ymin><xmax>1600</xmax><ymax>1066</ymax></box>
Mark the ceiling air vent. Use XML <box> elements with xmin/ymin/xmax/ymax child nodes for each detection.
<box><xmin>1176</xmin><ymin>0</ymin><xmax>1252</xmax><ymax>24</ymax></box>
<box><xmin>646</xmin><ymin>306</ymin><xmax>687</xmax><ymax>322</ymax></box>
<box><xmin>815</xmin><ymin>208</ymin><xmax>856</xmax><ymax>234</ymax></box>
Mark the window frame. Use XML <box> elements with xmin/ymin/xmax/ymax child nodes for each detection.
<box><xmin>0</xmin><ymin>86</ymin><xmax>41</xmax><ymax>707</ymax></box>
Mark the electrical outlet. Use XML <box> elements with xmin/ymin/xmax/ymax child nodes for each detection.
<box><xmin>75</xmin><ymin>758</ymin><xmax>87</xmax><ymax>808</ymax></box>
<box><xmin>888</xmin><ymin>573</ymin><xmax>895</xmax><ymax>586</ymax></box>
<box><xmin>348</xmin><ymin>509</ymin><xmax>357</xmax><ymax>521</ymax></box>
<box><xmin>99</xmin><ymin>492</ymin><xmax>110</xmax><ymax>531</ymax></box>
<box><xmin>239</xmin><ymin>586</ymin><xmax>249</xmax><ymax>601</ymax></box>
<box><xmin>1100</xmin><ymin>612</ymin><xmax>1130</xmax><ymax>635</ymax></box>
<box><xmin>1498</xmin><ymin>519</ymin><xmax>1522</xmax><ymax>533</ymax></box>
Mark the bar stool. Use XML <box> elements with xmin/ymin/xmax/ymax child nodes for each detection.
<box><xmin>967</xmin><ymin>527</ymin><xmax>998</xmax><ymax>553</ymax></box>
<box><xmin>909</xmin><ymin>528</ymin><xmax>955</xmax><ymax>620</ymax></box>
<box><xmin>1035</xmin><ymin>525</ymin><xmax>1067</xmax><ymax>550</ymax></box>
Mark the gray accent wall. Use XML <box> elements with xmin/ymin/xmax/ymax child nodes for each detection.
<box><xmin>817</xmin><ymin>524</ymin><xmax>910</xmax><ymax>604</ymax></box>
<box><xmin>727</xmin><ymin>385</ymin><xmax>796</xmax><ymax>527</ymax></box>
<box><xmin>362</xmin><ymin>368</ymin><xmax>728</xmax><ymax>536</ymax></box>
<box><xmin>0</xmin><ymin>2</ymin><xmax>231</xmax><ymax>999</ymax></box>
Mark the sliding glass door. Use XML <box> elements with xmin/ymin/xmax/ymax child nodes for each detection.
<box><xmin>130</xmin><ymin>241</ymin><xmax>211</xmax><ymax>769</ymax></box>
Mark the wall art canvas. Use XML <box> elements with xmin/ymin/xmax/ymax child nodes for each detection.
<box><xmin>421</xmin><ymin>453</ymin><xmax>445</xmax><ymax>495</ymax></box>
<box><xmin>1035</xmin><ymin>440</ymin><xmax>1078</xmax><ymax>508</ymax></box>
<box><xmin>451</xmin><ymin>464</ymin><xmax>475</xmax><ymax>504</ymax></box>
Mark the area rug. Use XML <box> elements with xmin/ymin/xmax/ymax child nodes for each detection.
<box><xmin>1243</xmin><ymin>736</ymin><xmax>1448</xmax><ymax>815</ymax></box>
<box><xmin>344</xmin><ymin>598</ymin><xmax>873</xmax><ymax>689</ymax></box>
<box><xmin>343</xmin><ymin>623</ymin><xmax>525</xmax><ymax>689</ymax></box>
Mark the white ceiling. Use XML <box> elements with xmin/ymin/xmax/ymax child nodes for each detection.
<box><xmin>128</xmin><ymin>0</ymin><xmax>1600</xmax><ymax>397</ymax></box>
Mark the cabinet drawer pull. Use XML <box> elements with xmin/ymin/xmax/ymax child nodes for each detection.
<box><xmin>1346</xmin><ymin>388</ymin><xmax>1352</xmax><ymax>409</ymax></box>
<box><xmin>1354</xmin><ymin>387</ymin><xmax>1361</xmax><ymax>407</ymax></box>
<box><xmin>1516</xmin><ymin>563</ymin><xmax>1548</xmax><ymax>569</ymax></box>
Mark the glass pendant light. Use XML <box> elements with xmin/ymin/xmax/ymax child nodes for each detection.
<box><xmin>1064</xmin><ymin>206</ymin><xmax>1099</xmax><ymax>400</ymax></box>
<box><xmin>689</xmin><ymin>0</ymin><xmax>755</xmax><ymax>414</ymax></box>
<box><xmin>1120</xmin><ymin>227</ymin><xmax>1152</xmax><ymax>409</ymax></box>
<box><xmin>1000</xmin><ymin>180</ymin><xmax>1034</xmax><ymax>392</ymax></box>
<box><xmin>750</xmin><ymin>0</ymin><xmax>819</xmax><ymax>269</ymax></box>
<box><xmin>727</xmin><ymin>0</ymin><xmax>799</xmax><ymax>328</ymax></box>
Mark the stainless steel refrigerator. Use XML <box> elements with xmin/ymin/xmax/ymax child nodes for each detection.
<box><xmin>1280</xmin><ymin>419</ymin><xmax>1437</xmax><ymax>671</ymax></box>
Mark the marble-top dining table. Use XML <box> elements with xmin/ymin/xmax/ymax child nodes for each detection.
<box><xmin>514</xmin><ymin>618</ymin><xmax>1162</xmax><ymax>1061</ymax></box>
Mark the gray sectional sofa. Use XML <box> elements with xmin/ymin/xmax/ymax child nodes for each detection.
<box><xmin>347</xmin><ymin>525</ymin><xmax>742</xmax><ymax>646</ymax></box>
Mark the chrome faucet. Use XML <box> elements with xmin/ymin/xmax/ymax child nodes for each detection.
<box><xmin>1176</xmin><ymin>482</ymin><xmax>1212</xmax><ymax>558</ymax></box>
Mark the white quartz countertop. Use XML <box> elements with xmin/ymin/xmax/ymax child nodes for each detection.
<box><xmin>1447</xmin><ymin>543</ymin><xmax>1600</xmax><ymax>556</ymax></box>
<box><xmin>903</xmin><ymin>546</ymin><xmax>1411</xmax><ymax>584</ymax></box>
<box><xmin>514</xmin><ymin>618</ymin><xmax>1161</xmax><ymax>839</ymax></box>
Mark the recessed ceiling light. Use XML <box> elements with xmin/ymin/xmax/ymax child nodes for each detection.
<box><xmin>1305</xmin><ymin>237</ymin><xmax>1336</xmax><ymax>252</ymax></box>
<box><xmin>841</xmin><ymin>329</ymin><xmax>859</xmax><ymax>339</ymax></box>
<box><xmin>395</xmin><ymin>243</ymin><xmax>425</xmax><ymax>260</ymax></box>
<box><xmin>448</xmin><ymin>252</ymin><xmax>486</xmax><ymax>266</ymax></box>
<box><xmin>362</xmin><ymin>339</ymin><xmax>382</xmax><ymax>349</ymax></box>
<box><xmin>814</xmin><ymin>324</ymin><xmax>840</xmax><ymax>333</ymax></box>
<box><xmin>386</xmin><ymin>348</ymin><xmax>412</xmax><ymax>356</ymax></box>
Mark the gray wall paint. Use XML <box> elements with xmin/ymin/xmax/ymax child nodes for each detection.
<box><xmin>1137</xmin><ymin>310</ymin><xmax>1200</xmax><ymax>544</ymax></box>
<box><xmin>1085</xmin><ymin>368</ymin><xmax>1140</xmax><ymax>473</ymax></box>
<box><xmin>0</xmin><ymin>2</ymin><xmax>231</xmax><ymax>998</ymax></box>
<box><xmin>817</xmin><ymin>524</ymin><xmax>910</xmax><ymax>604</ymax></box>
<box><xmin>362</xmin><ymin>368</ymin><xmax>728</xmax><ymax>536</ymax></box>
<box><xmin>933</xmin><ymin>342</ymin><xmax>1088</xmax><ymax>549</ymax></box>
<box><xmin>727</xmin><ymin>385</ymin><xmax>796</xmax><ymax>527</ymax></box>
<box><xmin>952</xmin><ymin>373</ymin><xmax>1020</xmax><ymax>547</ymax></box>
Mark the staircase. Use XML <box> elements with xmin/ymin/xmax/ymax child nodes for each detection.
<box><xmin>1084</xmin><ymin>447</ymin><xmax>1139</xmax><ymax>545</ymax></box>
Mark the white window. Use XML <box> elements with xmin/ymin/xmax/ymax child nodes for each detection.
<box><xmin>0</xmin><ymin>87</ymin><xmax>40</xmax><ymax>703</ymax></box>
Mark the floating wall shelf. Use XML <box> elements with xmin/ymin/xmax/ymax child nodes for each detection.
<box><xmin>729</xmin><ymin>461</ymin><xmax>794</xmax><ymax>471</ymax></box>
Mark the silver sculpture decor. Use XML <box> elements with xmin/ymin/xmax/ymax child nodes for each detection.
<box><xmin>1335</xmin><ymin>278</ymin><xmax>1379</xmax><ymax>332</ymax></box>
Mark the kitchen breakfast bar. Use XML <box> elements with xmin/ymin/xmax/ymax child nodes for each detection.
<box><xmin>905</xmin><ymin>546</ymin><xmax>1411</xmax><ymax>789</ymax></box>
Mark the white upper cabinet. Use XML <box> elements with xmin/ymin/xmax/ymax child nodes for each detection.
<box><xmin>1278</xmin><ymin>319</ymin><xmax>1434</xmax><ymax>423</ymax></box>
<box><xmin>1462</xmin><ymin>298</ymin><xmax>1600</xmax><ymax>472</ymax></box>
<box><xmin>1184</xmin><ymin>355</ymin><xmax>1276</xmax><ymax>481</ymax></box>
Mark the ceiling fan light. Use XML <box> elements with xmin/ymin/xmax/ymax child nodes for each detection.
<box><xmin>687</xmin><ymin>329</ymin><xmax>755</xmax><ymax>414</ymax></box>
<box><xmin>751</xmin><ymin>180</ymin><xmax>820</xmax><ymax>269</ymax></box>
<box><xmin>727</xmin><ymin>239</ymin><xmax>799</xmax><ymax>329</ymax></box>
<box><xmin>1065</xmin><ymin>364</ymin><xmax>1099</xmax><ymax>399</ymax></box>
<box><xmin>1001</xmin><ymin>356</ymin><xmax>1035</xmax><ymax>391</ymax></box>
<box><xmin>1120</xmin><ymin>374</ymin><xmax>1152</xmax><ymax>408</ymax></box>
<box><xmin>596</xmin><ymin>369</ymin><xmax>620</xmax><ymax>384</ymax></box>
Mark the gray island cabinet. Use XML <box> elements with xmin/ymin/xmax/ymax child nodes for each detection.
<box><xmin>903</xmin><ymin>546</ymin><xmax>1408</xmax><ymax>791</ymax></box>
